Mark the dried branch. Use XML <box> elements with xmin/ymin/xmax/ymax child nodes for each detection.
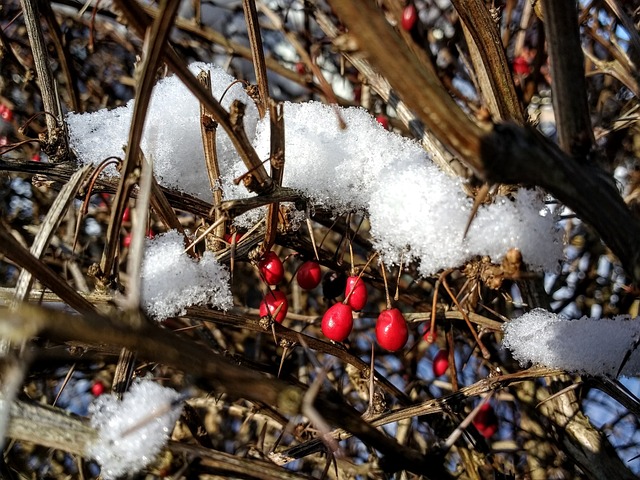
<box><xmin>242</xmin><ymin>0</ymin><xmax>270</xmax><ymax>118</ymax></box>
<box><xmin>541</xmin><ymin>0</ymin><xmax>594</xmax><ymax>157</ymax></box>
<box><xmin>116</xmin><ymin>0</ymin><xmax>273</xmax><ymax>195</ymax></box>
<box><xmin>326</xmin><ymin>0</ymin><xmax>640</xmax><ymax>282</ymax></box>
<box><xmin>0</xmin><ymin>222</ymin><xmax>102</xmax><ymax>318</ymax></box>
<box><xmin>451</xmin><ymin>0</ymin><xmax>523</xmax><ymax>122</ymax></box>
<box><xmin>2</xmin><ymin>304</ymin><xmax>446</xmax><ymax>477</ymax></box>
<box><xmin>99</xmin><ymin>0</ymin><xmax>182</xmax><ymax>285</ymax></box>
<box><xmin>19</xmin><ymin>0</ymin><xmax>67</xmax><ymax>158</ymax></box>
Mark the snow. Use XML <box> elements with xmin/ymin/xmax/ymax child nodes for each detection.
<box><xmin>67</xmin><ymin>63</ymin><xmax>563</xmax><ymax>277</ymax></box>
<box><xmin>140</xmin><ymin>230</ymin><xmax>233</xmax><ymax>321</ymax></box>
<box><xmin>503</xmin><ymin>309</ymin><xmax>640</xmax><ymax>377</ymax></box>
<box><xmin>67</xmin><ymin>62</ymin><xmax>260</xmax><ymax>204</ymax></box>
<box><xmin>87</xmin><ymin>380</ymin><xmax>182</xmax><ymax>479</ymax></box>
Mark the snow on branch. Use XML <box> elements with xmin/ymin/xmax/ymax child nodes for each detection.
<box><xmin>87</xmin><ymin>380</ymin><xmax>182</xmax><ymax>479</ymax></box>
<box><xmin>67</xmin><ymin>63</ymin><xmax>563</xmax><ymax>276</ymax></box>
<box><xmin>140</xmin><ymin>230</ymin><xmax>233</xmax><ymax>321</ymax></box>
<box><xmin>503</xmin><ymin>309</ymin><xmax>640</xmax><ymax>377</ymax></box>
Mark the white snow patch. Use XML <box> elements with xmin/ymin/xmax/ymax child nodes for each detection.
<box><xmin>503</xmin><ymin>308</ymin><xmax>640</xmax><ymax>377</ymax></box>
<box><xmin>67</xmin><ymin>63</ymin><xmax>259</xmax><ymax>203</ymax></box>
<box><xmin>253</xmin><ymin>101</ymin><xmax>562</xmax><ymax>274</ymax></box>
<box><xmin>141</xmin><ymin>230</ymin><xmax>233</xmax><ymax>321</ymax></box>
<box><xmin>68</xmin><ymin>64</ymin><xmax>563</xmax><ymax>275</ymax></box>
<box><xmin>87</xmin><ymin>380</ymin><xmax>182</xmax><ymax>479</ymax></box>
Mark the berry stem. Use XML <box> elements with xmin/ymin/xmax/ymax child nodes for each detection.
<box><xmin>343</xmin><ymin>252</ymin><xmax>378</xmax><ymax>304</ymax></box>
<box><xmin>394</xmin><ymin>251</ymin><xmax>403</xmax><ymax>302</ymax></box>
<box><xmin>380</xmin><ymin>260</ymin><xmax>392</xmax><ymax>310</ymax></box>
<box><xmin>430</xmin><ymin>277</ymin><xmax>441</xmax><ymax>343</ymax></box>
<box><xmin>306</xmin><ymin>215</ymin><xmax>320</xmax><ymax>261</ymax></box>
<box><xmin>440</xmin><ymin>271</ymin><xmax>491</xmax><ymax>359</ymax></box>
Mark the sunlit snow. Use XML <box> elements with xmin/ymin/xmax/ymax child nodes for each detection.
<box><xmin>67</xmin><ymin>63</ymin><xmax>563</xmax><ymax>277</ymax></box>
<box><xmin>140</xmin><ymin>230</ymin><xmax>233</xmax><ymax>321</ymax></box>
<box><xmin>503</xmin><ymin>309</ymin><xmax>640</xmax><ymax>377</ymax></box>
<box><xmin>87</xmin><ymin>380</ymin><xmax>182</xmax><ymax>479</ymax></box>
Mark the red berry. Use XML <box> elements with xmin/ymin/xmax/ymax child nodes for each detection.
<box><xmin>122</xmin><ymin>207</ymin><xmax>131</xmax><ymax>223</ymax></box>
<box><xmin>473</xmin><ymin>403</ymin><xmax>498</xmax><ymax>438</ymax></box>
<box><xmin>146</xmin><ymin>229</ymin><xmax>155</xmax><ymax>239</ymax></box>
<box><xmin>91</xmin><ymin>381</ymin><xmax>105</xmax><ymax>396</ymax></box>
<box><xmin>376</xmin><ymin>114</ymin><xmax>389</xmax><ymax>130</ymax></box>
<box><xmin>259</xmin><ymin>251</ymin><xmax>285</xmax><ymax>285</ymax></box>
<box><xmin>423</xmin><ymin>324</ymin><xmax>437</xmax><ymax>343</ymax></box>
<box><xmin>321</xmin><ymin>303</ymin><xmax>353</xmax><ymax>342</ymax></box>
<box><xmin>432</xmin><ymin>349</ymin><xmax>449</xmax><ymax>377</ymax></box>
<box><xmin>297</xmin><ymin>260</ymin><xmax>322</xmax><ymax>290</ymax></box>
<box><xmin>122</xmin><ymin>233</ymin><xmax>132</xmax><ymax>248</ymax></box>
<box><xmin>344</xmin><ymin>276</ymin><xmax>367</xmax><ymax>311</ymax></box>
<box><xmin>224</xmin><ymin>232</ymin><xmax>243</xmax><ymax>244</ymax></box>
<box><xmin>295</xmin><ymin>61</ymin><xmax>306</xmax><ymax>75</ymax></box>
<box><xmin>259</xmin><ymin>289</ymin><xmax>288</xmax><ymax>323</ymax></box>
<box><xmin>31</xmin><ymin>153</ymin><xmax>41</xmax><ymax>162</ymax></box>
<box><xmin>512</xmin><ymin>56</ymin><xmax>530</xmax><ymax>75</ymax></box>
<box><xmin>0</xmin><ymin>105</ymin><xmax>13</xmax><ymax>122</ymax></box>
<box><xmin>376</xmin><ymin>308</ymin><xmax>408</xmax><ymax>351</ymax></box>
<box><xmin>401</xmin><ymin>4</ymin><xmax>418</xmax><ymax>31</ymax></box>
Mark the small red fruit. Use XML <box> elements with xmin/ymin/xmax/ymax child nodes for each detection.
<box><xmin>321</xmin><ymin>303</ymin><xmax>353</xmax><ymax>342</ymax></box>
<box><xmin>0</xmin><ymin>105</ymin><xmax>13</xmax><ymax>122</ymax></box>
<box><xmin>122</xmin><ymin>233</ymin><xmax>132</xmax><ymax>248</ymax></box>
<box><xmin>224</xmin><ymin>232</ymin><xmax>243</xmax><ymax>244</ymax></box>
<box><xmin>258</xmin><ymin>251</ymin><xmax>284</xmax><ymax>285</ymax></box>
<box><xmin>401</xmin><ymin>4</ymin><xmax>418</xmax><ymax>31</ymax></box>
<box><xmin>31</xmin><ymin>153</ymin><xmax>41</xmax><ymax>162</ymax></box>
<box><xmin>259</xmin><ymin>289</ymin><xmax>288</xmax><ymax>323</ymax></box>
<box><xmin>295</xmin><ymin>61</ymin><xmax>306</xmax><ymax>75</ymax></box>
<box><xmin>91</xmin><ymin>381</ymin><xmax>105</xmax><ymax>396</ymax></box>
<box><xmin>376</xmin><ymin>114</ymin><xmax>389</xmax><ymax>130</ymax></box>
<box><xmin>122</xmin><ymin>207</ymin><xmax>131</xmax><ymax>223</ymax></box>
<box><xmin>423</xmin><ymin>324</ymin><xmax>437</xmax><ymax>343</ymax></box>
<box><xmin>432</xmin><ymin>349</ymin><xmax>449</xmax><ymax>377</ymax></box>
<box><xmin>376</xmin><ymin>308</ymin><xmax>408</xmax><ymax>351</ymax></box>
<box><xmin>297</xmin><ymin>260</ymin><xmax>322</xmax><ymax>290</ymax></box>
<box><xmin>473</xmin><ymin>403</ymin><xmax>498</xmax><ymax>438</ymax></box>
<box><xmin>345</xmin><ymin>275</ymin><xmax>367</xmax><ymax>311</ymax></box>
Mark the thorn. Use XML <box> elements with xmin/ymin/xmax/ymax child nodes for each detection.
<box><xmin>463</xmin><ymin>183</ymin><xmax>491</xmax><ymax>239</ymax></box>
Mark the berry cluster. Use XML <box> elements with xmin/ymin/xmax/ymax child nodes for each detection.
<box><xmin>257</xmin><ymin>251</ymin><xmax>412</xmax><ymax>352</ymax></box>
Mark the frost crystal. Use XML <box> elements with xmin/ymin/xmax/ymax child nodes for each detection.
<box><xmin>141</xmin><ymin>230</ymin><xmax>233</xmax><ymax>321</ymax></box>
<box><xmin>503</xmin><ymin>309</ymin><xmax>640</xmax><ymax>377</ymax></box>
<box><xmin>87</xmin><ymin>380</ymin><xmax>182</xmax><ymax>479</ymax></box>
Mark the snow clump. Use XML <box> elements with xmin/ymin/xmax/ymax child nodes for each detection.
<box><xmin>140</xmin><ymin>230</ymin><xmax>233</xmax><ymax>321</ymax></box>
<box><xmin>87</xmin><ymin>380</ymin><xmax>182</xmax><ymax>479</ymax></box>
<box><xmin>503</xmin><ymin>309</ymin><xmax>640</xmax><ymax>377</ymax></box>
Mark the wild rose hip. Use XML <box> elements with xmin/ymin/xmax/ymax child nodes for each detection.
<box><xmin>432</xmin><ymin>349</ymin><xmax>449</xmax><ymax>377</ymax></box>
<box><xmin>376</xmin><ymin>308</ymin><xmax>408</xmax><ymax>351</ymax></box>
<box><xmin>297</xmin><ymin>260</ymin><xmax>322</xmax><ymax>290</ymax></box>
<box><xmin>259</xmin><ymin>289</ymin><xmax>288</xmax><ymax>323</ymax></box>
<box><xmin>345</xmin><ymin>275</ymin><xmax>367</xmax><ymax>311</ymax></box>
<box><xmin>321</xmin><ymin>303</ymin><xmax>353</xmax><ymax>342</ymax></box>
<box><xmin>259</xmin><ymin>251</ymin><xmax>284</xmax><ymax>285</ymax></box>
